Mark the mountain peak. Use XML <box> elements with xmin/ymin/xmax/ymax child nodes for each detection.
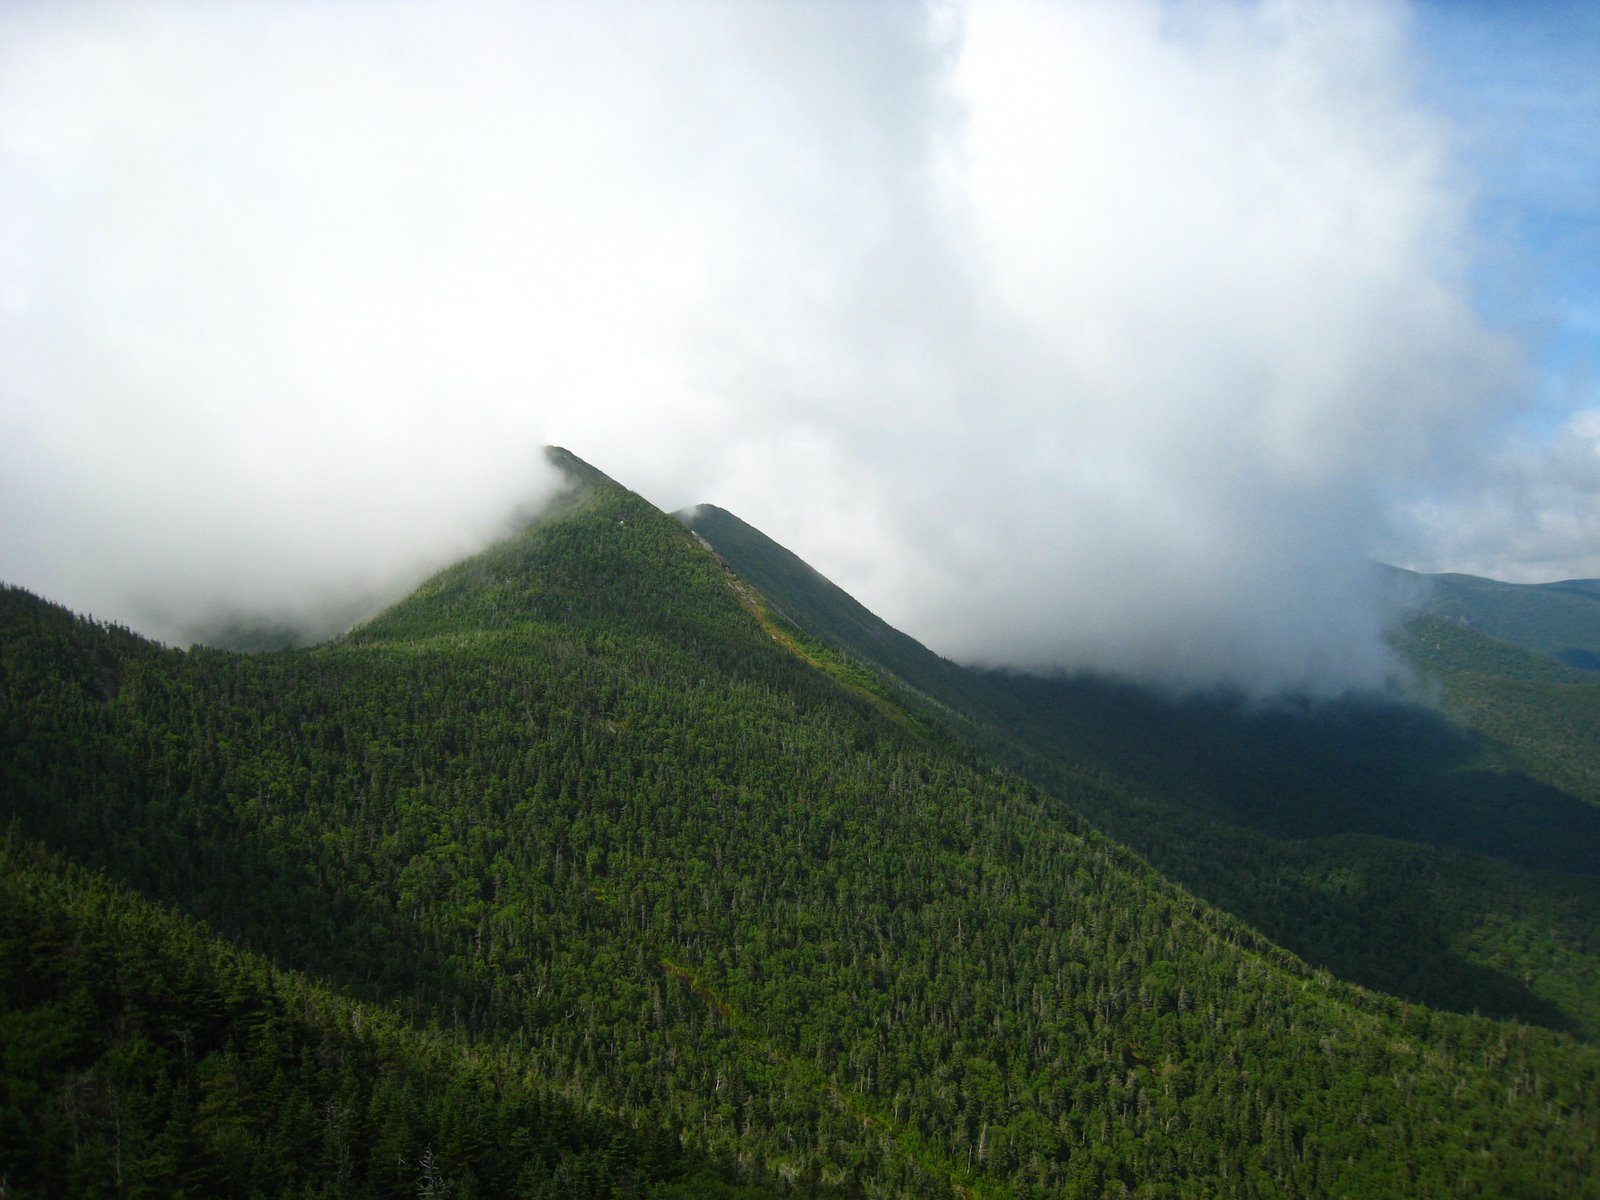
<box><xmin>347</xmin><ymin>450</ymin><xmax>733</xmax><ymax>645</ymax></box>
<box><xmin>542</xmin><ymin>444</ymin><xmax>620</xmax><ymax>492</ymax></box>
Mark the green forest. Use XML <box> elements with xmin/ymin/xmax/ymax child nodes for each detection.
<box><xmin>4</xmin><ymin>448</ymin><xmax>1598</xmax><ymax>1197</ymax></box>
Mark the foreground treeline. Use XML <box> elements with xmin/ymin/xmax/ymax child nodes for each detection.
<box><xmin>0</xmin><ymin>835</ymin><xmax>776</xmax><ymax>1199</ymax></box>
<box><xmin>3</xmin><ymin>454</ymin><xmax>1598</xmax><ymax>1196</ymax></box>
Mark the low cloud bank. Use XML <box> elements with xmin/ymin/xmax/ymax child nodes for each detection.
<box><xmin>0</xmin><ymin>1</ymin><xmax>1534</xmax><ymax>689</ymax></box>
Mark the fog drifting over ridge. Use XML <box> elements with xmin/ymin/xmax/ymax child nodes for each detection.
<box><xmin>0</xmin><ymin>0</ymin><xmax>1531</xmax><ymax>694</ymax></box>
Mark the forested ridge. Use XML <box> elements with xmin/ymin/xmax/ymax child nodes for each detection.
<box><xmin>4</xmin><ymin>449</ymin><xmax>1599</xmax><ymax>1197</ymax></box>
<box><xmin>1390</xmin><ymin>566</ymin><xmax>1600</xmax><ymax>671</ymax></box>
<box><xmin>684</xmin><ymin>504</ymin><xmax>1600</xmax><ymax>1043</ymax></box>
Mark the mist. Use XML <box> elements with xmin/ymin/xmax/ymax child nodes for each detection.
<box><xmin>0</xmin><ymin>1</ymin><xmax>1534</xmax><ymax>692</ymax></box>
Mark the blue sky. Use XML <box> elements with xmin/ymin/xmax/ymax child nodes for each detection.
<box><xmin>1390</xmin><ymin>0</ymin><xmax>1600</xmax><ymax>585</ymax></box>
<box><xmin>1414</xmin><ymin>0</ymin><xmax>1599</xmax><ymax>436</ymax></box>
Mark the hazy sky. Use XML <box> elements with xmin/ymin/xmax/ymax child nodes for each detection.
<box><xmin>2</xmin><ymin>0</ymin><xmax>1596</xmax><ymax>694</ymax></box>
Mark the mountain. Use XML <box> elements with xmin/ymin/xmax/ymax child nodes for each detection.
<box><xmin>1397</xmin><ymin>610</ymin><xmax>1600</xmax><ymax>805</ymax></box>
<box><xmin>677</xmin><ymin>504</ymin><xmax>989</xmax><ymax>714</ymax></box>
<box><xmin>1390</xmin><ymin>565</ymin><xmax>1600</xmax><ymax>670</ymax></box>
<box><xmin>682</xmin><ymin>504</ymin><xmax>1600</xmax><ymax>1042</ymax></box>
<box><xmin>4</xmin><ymin>448</ymin><xmax>1599</xmax><ymax>1197</ymax></box>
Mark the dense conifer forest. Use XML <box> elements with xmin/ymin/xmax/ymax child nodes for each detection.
<box><xmin>684</xmin><ymin>505</ymin><xmax>1600</xmax><ymax>1041</ymax></box>
<box><xmin>4</xmin><ymin>449</ymin><xmax>1599</xmax><ymax>1196</ymax></box>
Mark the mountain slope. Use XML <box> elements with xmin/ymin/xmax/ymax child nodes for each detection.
<box><xmin>0</xmin><ymin>832</ymin><xmax>748</xmax><ymax>1199</ymax></box>
<box><xmin>1398</xmin><ymin>611</ymin><xmax>1600</xmax><ymax>804</ymax></box>
<box><xmin>4</xmin><ymin>449</ymin><xmax>1600</xmax><ymax>1196</ymax></box>
<box><xmin>682</xmin><ymin>502</ymin><xmax>1600</xmax><ymax>1042</ymax></box>
<box><xmin>676</xmin><ymin>505</ymin><xmax>994</xmax><ymax>716</ymax></box>
<box><xmin>1392</xmin><ymin>565</ymin><xmax>1600</xmax><ymax>670</ymax></box>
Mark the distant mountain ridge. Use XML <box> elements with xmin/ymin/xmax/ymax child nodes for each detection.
<box><xmin>1389</xmin><ymin>564</ymin><xmax>1600</xmax><ymax>670</ymax></box>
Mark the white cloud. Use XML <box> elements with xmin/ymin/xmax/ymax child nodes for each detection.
<box><xmin>1403</xmin><ymin>406</ymin><xmax>1600</xmax><ymax>582</ymax></box>
<box><xmin>0</xmin><ymin>0</ymin><xmax>1529</xmax><ymax>691</ymax></box>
